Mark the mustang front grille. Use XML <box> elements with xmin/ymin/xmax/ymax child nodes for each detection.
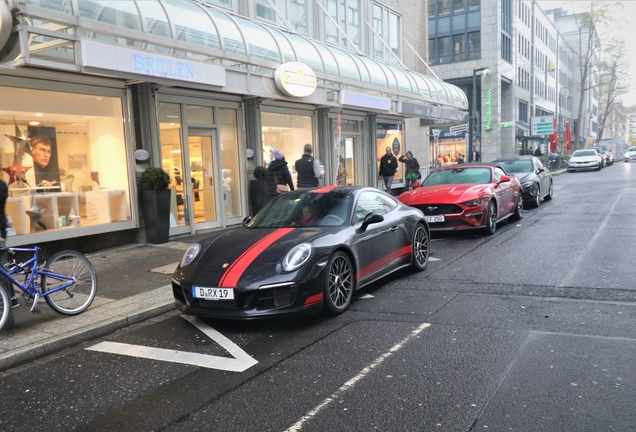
<box><xmin>414</xmin><ymin>204</ymin><xmax>462</xmax><ymax>215</ymax></box>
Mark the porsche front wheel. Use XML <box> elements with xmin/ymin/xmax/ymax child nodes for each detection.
<box><xmin>323</xmin><ymin>251</ymin><xmax>354</xmax><ymax>315</ymax></box>
<box><xmin>484</xmin><ymin>201</ymin><xmax>497</xmax><ymax>235</ymax></box>
<box><xmin>411</xmin><ymin>223</ymin><xmax>429</xmax><ymax>272</ymax></box>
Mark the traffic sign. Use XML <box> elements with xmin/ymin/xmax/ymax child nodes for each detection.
<box><xmin>531</xmin><ymin>116</ymin><xmax>554</xmax><ymax>135</ymax></box>
<box><xmin>449</xmin><ymin>124</ymin><xmax>468</xmax><ymax>133</ymax></box>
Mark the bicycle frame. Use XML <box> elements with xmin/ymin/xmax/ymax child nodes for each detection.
<box><xmin>0</xmin><ymin>247</ymin><xmax>76</xmax><ymax>307</ymax></box>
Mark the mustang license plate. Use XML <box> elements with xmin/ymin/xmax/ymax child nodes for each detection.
<box><xmin>425</xmin><ymin>215</ymin><xmax>445</xmax><ymax>223</ymax></box>
<box><xmin>192</xmin><ymin>286</ymin><xmax>234</xmax><ymax>300</ymax></box>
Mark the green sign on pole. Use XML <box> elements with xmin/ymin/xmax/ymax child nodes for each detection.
<box><xmin>531</xmin><ymin>116</ymin><xmax>554</xmax><ymax>135</ymax></box>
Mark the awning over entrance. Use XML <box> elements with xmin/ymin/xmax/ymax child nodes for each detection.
<box><xmin>2</xmin><ymin>0</ymin><xmax>467</xmax><ymax>117</ymax></box>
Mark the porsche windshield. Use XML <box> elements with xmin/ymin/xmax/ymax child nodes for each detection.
<box><xmin>247</xmin><ymin>191</ymin><xmax>352</xmax><ymax>228</ymax></box>
<box><xmin>424</xmin><ymin>167</ymin><xmax>492</xmax><ymax>185</ymax></box>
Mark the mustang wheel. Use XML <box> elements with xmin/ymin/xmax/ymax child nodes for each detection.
<box><xmin>323</xmin><ymin>251</ymin><xmax>354</xmax><ymax>315</ymax></box>
<box><xmin>510</xmin><ymin>193</ymin><xmax>523</xmax><ymax>221</ymax></box>
<box><xmin>484</xmin><ymin>201</ymin><xmax>497</xmax><ymax>235</ymax></box>
<box><xmin>411</xmin><ymin>223</ymin><xmax>429</xmax><ymax>272</ymax></box>
<box><xmin>544</xmin><ymin>181</ymin><xmax>553</xmax><ymax>200</ymax></box>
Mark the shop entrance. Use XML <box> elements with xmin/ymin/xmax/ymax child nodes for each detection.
<box><xmin>186</xmin><ymin>130</ymin><xmax>219</xmax><ymax>230</ymax></box>
<box><xmin>334</xmin><ymin>119</ymin><xmax>363</xmax><ymax>186</ymax></box>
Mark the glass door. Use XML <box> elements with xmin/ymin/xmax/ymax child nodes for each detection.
<box><xmin>337</xmin><ymin>136</ymin><xmax>357</xmax><ymax>186</ymax></box>
<box><xmin>187</xmin><ymin>130</ymin><xmax>219</xmax><ymax>229</ymax></box>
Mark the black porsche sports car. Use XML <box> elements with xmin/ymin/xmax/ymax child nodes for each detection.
<box><xmin>172</xmin><ymin>186</ymin><xmax>430</xmax><ymax>319</ymax></box>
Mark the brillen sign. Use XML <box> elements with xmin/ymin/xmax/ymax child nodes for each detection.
<box><xmin>274</xmin><ymin>62</ymin><xmax>317</xmax><ymax>98</ymax></box>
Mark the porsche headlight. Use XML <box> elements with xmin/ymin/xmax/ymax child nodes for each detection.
<box><xmin>180</xmin><ymin>243</ymin><xmax>201</xmax><ymax>268</ymax></box>
<box><xmin>463</xmin><ymin>198</ymin><xmax>486</xmax><ymax>206</ymax></box>
<box><xmin>282</xmin><ymin>243</ymin><xmax>313</xmax><ymax>272</ymax></box>
<box><xmin>521</xmin><ymin>181</ymin><xmax>533</xmax><ymax>188</ymax></box>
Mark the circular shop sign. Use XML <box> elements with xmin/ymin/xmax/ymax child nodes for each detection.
<box><xmin>134</xmin><ymin>149</ymin><xmax>150</xmax><ymax>161</ymax></box>
<box><xmin>274</xmin><ymin>62</ymin><xmax>317</xmax><ymax>98</ymax></box>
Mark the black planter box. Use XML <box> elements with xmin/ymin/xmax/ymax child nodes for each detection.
<box><xmin>140</xmin><ymin>189</ymin><xmax>171</xmax><ymax>244</ymax></box>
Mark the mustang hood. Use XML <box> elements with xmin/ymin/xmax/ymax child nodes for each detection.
<box><xmin>401</xmin><ymin>184</ymin><xmax>487</xmax><ymax>205</ymax></box>
<box><xmin>177</xmin><ymin>227</ymin><xmax>331</xmax><ymax>287</ymax></box>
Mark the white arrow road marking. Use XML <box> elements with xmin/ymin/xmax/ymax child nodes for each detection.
<box><xmin>354</xmin><ymin>293</ymin><xmax>374</xmax><ymax>299</ymax></box>
<box><xmin>85</xmin><ymin>315</ymin><xmax>258</xmax><ymax>372</ymax></box>
<box><xmin>429</xmin><ymin>257</ymin><xmax>440</xmax><ymax>261</ymax></box>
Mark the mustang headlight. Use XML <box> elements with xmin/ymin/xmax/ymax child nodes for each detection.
<box><xmin>463</xmin><ymin>198</ymin><xmax>486</xmax><ymax>207</ymax></box>
<box><xmin>180</xmin><ymin>243</ymin><xmax>201</xmax><ymax>268</ymax></box>
<box><xmin>282</xmin><ymin>243</ymin><xmax>313</xmax><ymax>272</ymax></box>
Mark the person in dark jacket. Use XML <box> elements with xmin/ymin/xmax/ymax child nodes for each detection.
<box><xmin>266</xmin><ymin>149</ymin><xmax>294</xmax><ymax>199</ymax></box>
<box><xmin>378</xmin><ymin>146</ymin><xmax>398</xmax><ymax>192</ymax></box>
<box><xmin>295</xmin><ymin>143</ymin><xmax>322</xmax><ymax>189</ymax></box>
<box><xmin>398</xmin><ymin>151</ymin><xmax>421</xmax><ymax>190</ymax></box>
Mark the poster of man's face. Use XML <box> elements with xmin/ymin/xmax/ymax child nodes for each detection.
<box><xmin>28</xmin><ymin>126</ymin><xmax>60</xmax><ymax>186</ymax></box>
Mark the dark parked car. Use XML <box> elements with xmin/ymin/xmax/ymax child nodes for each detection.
<box><xmin>590</xmin><ymin>146</ymin><xmax>612</xmax><ymax>167</ymax></box>
<box><xmin>172</xmin><ymin>186</ymin><xmax>430</xmax><ymax>319</ymax></box>
<box><xmin>492</xmin><ymin>156</ymin><xmax>553</xmax><ymax>208</ymax></box>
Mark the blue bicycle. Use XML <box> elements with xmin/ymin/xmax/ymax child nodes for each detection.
<box><xmin>0</xmin><ymin>247</ymin><xmax>97</xmax><ymax>330</ymax></box>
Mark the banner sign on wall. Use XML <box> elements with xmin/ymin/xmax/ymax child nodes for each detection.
<box><xmin>80</xmin><ymin>40</ymin><xmax>226</xmax><ymax>87</ymax></box>
<box><xmin>340</xmin><ymin>90</ymin><xmax>391</xmax><ymax>111</ymax></box>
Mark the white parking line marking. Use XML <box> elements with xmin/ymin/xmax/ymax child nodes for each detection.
<box><xmin>149</xmin><ymin>262</ymin><xmax>180</xmax><ymax>275</ymax></box>
<box><xmin>284</xmin><ymin>322</ymin><xmax>431</xmax><ymax>432</ymax></box>
<box><xmin>354</xmin><ymin>293</ymin><xmax>374</xmax><ymax>299</ymax></box>
<box><xmin>86</xmin><ymin>315</ymin><xmax>258</xmax><ymax>372</ymax></box>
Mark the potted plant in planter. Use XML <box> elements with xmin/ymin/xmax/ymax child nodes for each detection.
<box><xmin>250</xmin><ymin>165</ymin><xmax>268</xmax><ymax>215</ymax></box>
<box><xmin>138</xmin><ymin>167</ymin><xmax>171</xmax><ymax>244</ymax></box>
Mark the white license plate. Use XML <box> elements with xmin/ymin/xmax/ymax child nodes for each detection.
<box><xmin>192</xmin><ymin>286</ymin><xmax>234</xmax><ymax>301</ymax></box>
<box><xmin>425</xmin><ymin>215</ymin><xmax>445</xmax><ymax>223</ymax></box>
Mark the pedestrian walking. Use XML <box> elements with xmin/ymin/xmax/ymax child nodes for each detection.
<box><xmin>266</xmin><ymin>149</ymin><xmax>294</xmax><ymax>199</ymax></box>
<box><xmin>295</xmin><ymin>144</ymin><xmax>322</xmax><ymax>189</ymax></box>
<box><xmin>378</xmin><ymin>146</ymin><xmax>398</xmax><ymax>192</ymax></box>
<box><xmin>398</xmin><ymin>151</ymin><xmax>421</xmax><ymax>190</ymax></box>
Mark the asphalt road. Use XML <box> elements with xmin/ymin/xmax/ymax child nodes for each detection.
<box><xmin>1</xmin><ymin>162</ymin><xmax>635</xmax><ymax>432</ymax></box>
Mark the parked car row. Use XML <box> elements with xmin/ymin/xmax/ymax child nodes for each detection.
<box><xmin>624</xmin><ymin>146</ymin><xmax>636</xmax><ymax>163</ymax></box>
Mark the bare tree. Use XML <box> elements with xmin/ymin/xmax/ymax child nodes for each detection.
<box><xmin>597</xmin><ymin>39</ymin><xmax>630</xmax><ymax>141</ymax></box>
<box><xmin>561</xmin><ymin>1</ymin><xmax>618</xmax><ymax>148</ymax></box>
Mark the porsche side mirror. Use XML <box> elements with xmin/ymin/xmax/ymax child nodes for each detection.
<box><xmin>242</xmin><ymin>215</ymin><xmax>252</xmax><ymax>227</ymax></box>
<box><xmin>499</xmin><ymin>175</ymin><xmax>511</xmax><ymax>183</ymax></box>
<box><xmin>359</xmin><ymin>212</ymin><xmax>384</xmax><ymax>232</ymax></box>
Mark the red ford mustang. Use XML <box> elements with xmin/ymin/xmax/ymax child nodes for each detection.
<box><xmin>398</xmin><ymin>163</ymin><xmax>523</xmax><ymax>235</ymax></box>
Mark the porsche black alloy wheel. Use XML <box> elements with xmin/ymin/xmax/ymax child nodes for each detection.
<box><xmin>484</xmin><ymin>201</ymin><xmax>497</xmax><ymax>235</ymax></box>
<box><xmin>411</xmin><ymin>223</ymin><xmax>429</xmax><ymax>272</ymax></box>
<box><xmin>323</xmin><ymin>251</ymin><xmax>354</xmax><ymax>315</ymax></box>
<box><xmin>510</xmin><ymin>193</ymin><xmax>523</xmax><ymax>221</ymax></box>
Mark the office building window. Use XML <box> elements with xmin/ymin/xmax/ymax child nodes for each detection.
<box><xmin>453</xmin><ymin>34</ymin><xmax>465</xmax><ymax>61</ymax></box>
<box><xmin>372</xmin><ymin>3</ymin><xmax>402</xmax><ymax>62</ymax></box>
<box><xmin>429</xmin><ymin>38</ymin><xmax>437</xmax><ymax>65</ymax></box>
<box><xmin>468</xmin><ymin>31</ymin><xmax>480</xmax><ymax>59</ymax></box>
<box><xmin>453</xmin><ymin>0</ymin><xmax>465</xmax><ymax>14</ymax></box>
<box><xmin>518</xmin><ymin>100</ymin><xmax>528</xmax><ymax>123</ymax></box>
<box><xmin>468</xmin><ymin>0</ymin><xmax>480</xmax><ymax>11</ymax></box>
<box><xmin>501</xmin><ymin>33</ymin><xmax>511</xmax><ymax>63</ymax></box>
<box><xmin>256</xmin><ymin>0</ymin><xmax>309</xmax><ymax>34</ymax></box>
<box><xmin>438</xmin><ymin>0</ymin><xmax>450</xmax><ymax>17</ymax></box>
<box><xmin>325</xmin><ymin>0</ymin><xmax>360</xmax><ymax>49</ymax></box>
<box><xmin>439</xmin><ymin>36</ymin><xmax>450</xmax><ymax>63</ymax></box>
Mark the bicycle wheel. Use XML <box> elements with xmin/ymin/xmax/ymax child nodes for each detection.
<box><xmin>42</xmin><ymin>250</ymin><xmax>97</xmax><ymax>316</ymax></box>
<box><xmin>0</xmin><ymin>282</ymin><xmax>11</xmax><ymax>331</ymax></box>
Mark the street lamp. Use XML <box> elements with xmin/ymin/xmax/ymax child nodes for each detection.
<box><xmin>556</xmin><ymin>86</ymin><xmax>572</xmax><ymax>154</ymax></box>
<box><xmin>469</xmin><ymin>67</ymin><xmax>491</xmax><ymax>162</ymax></box>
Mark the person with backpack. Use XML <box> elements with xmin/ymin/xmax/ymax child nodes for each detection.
<box><xmin>266</xmin><ymin>149</ymin><xmax>294</xmax><ymax>199</ymax></box>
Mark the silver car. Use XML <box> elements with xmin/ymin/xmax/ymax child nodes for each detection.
<box><xmin>568</xmin><ymin>149</ymin><xmax>602</xmax><ymax>172</ymax></box>
<box><xmin>624</xmin><ymin>146</ymin><xmax>636</xmax><ymax>163</ymax></box>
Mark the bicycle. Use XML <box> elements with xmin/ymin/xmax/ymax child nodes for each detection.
<box><xmin>0</xmin><ymin>247</ymin><xmax>97</xmax><ymax>331</ymax></box>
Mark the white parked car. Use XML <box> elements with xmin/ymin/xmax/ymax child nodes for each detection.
<box><xmin>568</xmin><ymin>149</ymin><xmax>602</xmax><ymax>172</ymax></box>
<box><xmin>624</xmin><ymin>146</ymin><xmax>636</xmax><ymax>163</ymax></box>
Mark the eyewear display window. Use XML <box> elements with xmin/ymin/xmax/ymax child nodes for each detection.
<box><xmin>0</xmin><ymin>86</ymin><xmax>132</xmax><ymax>236</ymax></box>
<box><xmin>261</xmin><ymin>112</ymin><xmax>314</xmax><ymax>188</ymax></box>
<box><xmin>376</xmin><ymin>122</ymin><xmax>404</xmax><ymax>187</ymax></box>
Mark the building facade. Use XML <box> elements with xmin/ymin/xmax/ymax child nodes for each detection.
<box><xmin>0</xmin><ymin>0</ymin><xmax>468</xmax><ymax>248</ymax></box>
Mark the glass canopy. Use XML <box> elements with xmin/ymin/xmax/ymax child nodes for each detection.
<box><xmin>21</xmin><ymin>0</ymin><xmax>468</xmax><ymax>109</ymax></box>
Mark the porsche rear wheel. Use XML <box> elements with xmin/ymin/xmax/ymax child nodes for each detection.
<box><xmin>411</xmin><ymin>223</ymin><xmax>429</xmax><ymax>272</ymax></box>
<box><xmin>323</xmin><ymin>251</ymin><xmax>354</xmax><ymax>315</ymax></box>
<box><xmin>484</xmin><ymin>201</ymin><xmax>497</xmax><ymax>235</ymax></box>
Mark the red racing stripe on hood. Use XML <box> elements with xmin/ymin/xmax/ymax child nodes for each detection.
<box><xmin>312</xmin><ymin>185</ymin><xmax>339</xmax><ymax>194</ymax></box>
<box><xmin>218</xmin><ymin>228</ymin><xmax>295</xmax><ymax>288</ymax></box>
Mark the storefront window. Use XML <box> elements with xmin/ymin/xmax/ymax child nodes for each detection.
<box><xmin>376</xmin><ymin>122</ymin><xmax>403</xmax><ymax>186</ymax></box>
<box><xmin>219</xmin><ymin>108</ymin><xmax>242</xmax><ymax>219</ymax></box>
<box><xmin>0</xmin><ymin>86</ymin><xmax>131</xmax><ymax>237</ymax></box>
<box><xmin>435</xmin><ymin>133</ymin><xmax>467</xmax><ymax>165</ymax></box>
<box><xmin>158</xmin><ymin>102</ymin><xmax>189</xmax><ymax>227</ymax></box>
<box><xmin>261</xmin><ymin>112</ymin><xmax>314</xmax><ymax>187</ymax></box>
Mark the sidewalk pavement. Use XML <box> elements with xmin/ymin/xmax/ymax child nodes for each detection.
<box><xmin>0</xmin><ymin>231</ymin><xmax>212</xmax><ymax>372</ymax></box>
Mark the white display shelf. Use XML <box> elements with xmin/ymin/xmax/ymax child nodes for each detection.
<box><xmin>18</xmin><ymin>192</ymin><xmax>80</xmax><ymax>232</ymax></box>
